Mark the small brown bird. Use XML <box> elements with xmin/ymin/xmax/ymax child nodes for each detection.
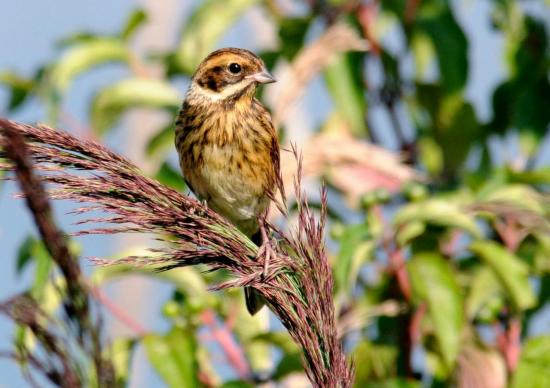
<box><xmin>175</xmin><ymin>48</ymin><xmax>283</xmax><ymax>315</ymax></box>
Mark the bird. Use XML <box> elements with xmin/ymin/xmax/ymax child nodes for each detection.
<box><xmin>174</xmin><ymin>48</ymin><xmax>283</xmax><ymax>315</ymax></box>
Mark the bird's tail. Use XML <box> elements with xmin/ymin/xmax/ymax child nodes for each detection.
<box><xmin>245</xmin><ymin>230</ymin><xmax>266</xmax><ymax>315</ymax></box>
<box><xmin>245</xmin><ymin>287</ymin><xmax>265</xmax><ymax>315</ymax></box>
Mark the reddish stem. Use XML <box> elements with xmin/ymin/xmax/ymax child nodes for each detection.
<box><xmin>389</xmin><ymin>249</ymin><xmax>412</xmax><ymax>301</ymax></box>
<box><xmin>357</xmin><ymin>2</ymin><xmax>381</xmax><ymax>55</ymax></box>
<box><xmin>200</xmin><ymin>309</ymin><xmax>251</xmax><ymax>379</ymax></box>
<box><xmin>493</xmin><ymin>217</ymin><xmax>525</xmax><ymax>374</ymax></box>
<box><xmin>496</xmin><ymin>317</ymin><xmax>522</xmax><ymax>373</ymax></box>
<box><xmin>373</xmin><ymin>206</ymin><xmax>412</xmax><ymax>301</ymax></box>
<box><xmin>495</xmin><ymin>217</ymin><xmax>526</xmax><ymax>253</ymax></box>
<box><xmin>440</xmin><ymin>230</ymin><xmax>462</xmax><ymax>257</ymax></box>
<box><xmin>373</xmin><ymin>205</ymin><xmax>415</xmax><ymax>377</ymax></box>
<box><xmin>197</xmin><ymin>370</ymin><xmax>216</xmax><ymax>387</ymax></box>
<box><xmin>85</xmin><ymin>280</ymin><xmax>148</xmax><ymax>337</ymax></box>
<box><xmin>405</xmin><ymin>0</ymin><xmax>421</xmax><ymax>24</ymax></box>
<box><xmin>409</xmin><ymin>303</ymin><xmax>426</xmax><ymax>344</ymax></box>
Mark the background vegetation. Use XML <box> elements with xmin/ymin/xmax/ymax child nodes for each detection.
<box><xmin>1</xmin><ymin>0</ymin><xmax>550</xmax><ymax>387</ymax></box>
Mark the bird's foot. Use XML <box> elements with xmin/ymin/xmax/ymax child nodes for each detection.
<box><xmin>256</xmin><ymin>221</ymin><xmax>275</xmax><ymax>279</ymax></box>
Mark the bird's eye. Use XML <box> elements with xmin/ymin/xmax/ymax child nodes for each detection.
<box><xmin>228</xmin><ymin>63</ymin><xmax>241</xmax><ymax>74</ymax></box>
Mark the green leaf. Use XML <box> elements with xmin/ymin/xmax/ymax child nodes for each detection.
<box><xmin>16</xmin><ymin>236</ymin><xmax>53</xmax><ymax>299</ymax></box>
<box><xmin>121</xmin><ymin>9</ymin><xmax>148</xmax><ymax>40</ymax></box>
<box><xmin>353</xmin><ymin>341</ymin><xmax>399</xmax><ymax>384</ymax></box>
<box><xmin>0</xmin><ymin>71</ymin><xmax>35</xmax><ymax>111</ymax></box>
<box><xmin>512</xmin><ymin>336</ymin><xmax>550</xmax><ymax>388</ymax></box>
<box><xmin>396</xmin><ymin>221</ymin><xmax>426</xmax><ymax>246</ymax></box>
<box><xmin>229</xmin><ymin>295</ymin><xmax>271</xmax><ymax>371</ymax></box>
<box><xmin>146</xmin><ymin>124</ymin><xmax>174</xmax><ymax>157</ymax></box>
<box><xmin>417</xmin><ymin>136</ymin><xmax>444</xmax><ymax>177</ymax></box>
<box><xmin>408</xmin><ymin>253</ymin><xmax>463</xmax><ymax>371</ymax></box>
<box><xmin>272</xmin><ymin>352</ymin><xmax>303</xmax><ymax>380</ymax></box>
<box><xmin>56</xmin><ymin>32</ymin><xmax>97</xmax><ymax>47</ymax></box>
<box><xmin>16</xmin><ymin>235</ymin><xmax>37</xmax><ymax>274</ymax></box>
<box><xmin>278</xmin><ymin>17</ymin><xmax>311</xmax><ymax>60</ymax></box>
<box><xmin>155</xmin><ymin>161</ymin><xmax>186</xmax><ymax>192</ymax></box>
<box><xmin>479</xmin><ymin>184</ymin><xmax>545</xmax><ymax>214</ymax></box>
<box><xmin>334</xmin><ymin>223</ymin><xmax>374</xmax><ymax>294</ymax></box>
<box><xmin>92</xmin><ymin>264</ymin><xmax>215</xmax><ymax>311</ymax></box>
<box><xmin>110</xmin><ymin>338</ymin><xmax>137</xmax><ymax>387</ymax></box>
<box><xmin>533</xmin><ymin>233</ymin><xmax>550</xmax><ymax>275</ymax></box>
<box><xmin>160</xmin><ymin>267</ymin><xmax>214</xmax><ymax>309</ymax></box>
<box><xmin>470</xmin><ymin>241</ymin><xmax>536</xmax><ymax>311</ymax></box>
<box><xmin>411</xmin><ymin>31</ymin><xmax>436</xmax><ymax>80</ymax></box>
<box><xmin>513</xmin><ymin>78</ymin><xmax>550</xmax><ymax>137</ymax></box>
<box><xmin>437</xmin><ymin>101</ymin><xmax>480</xmax><ymax>175</ymax></box>
<box><xmin>90</xmin><ymin>78</ymin><xmax>180</xmax><ymax>135</ymax></box>
<box><xmin>324</xmin><ymin>52</ymin><xmax>368</xmax><ymax>136</ymax></box>
<box><xmin>364</xmin><ymin>379</ymin><xmax>422</xmax><ymax>388</ymax></box>
<box><xmin>50</xmin><ymin>38</ymin><xmax>130</xmax><ymax>92</ymax></box>
<box><xmin>414</xmin><ymin>83</ymin><xmax>480</xmax><ymax>176</ymax></box>
<box><xmin>220</xmin><ymin>382</ymin><xmax>254</xmax><ymax>388</ymax></box>
<box><xmin>394</xmin><ymin>198</ymin><xmax>482</xmax><ymax>238</ymax></box>
<box><xmin>466</xmin><ymin>267</ymin><xmax>504</xmax><ymax>322</ymax></box>
<box><xmin>175</xmin><ymin>0</ymin><xmax>260</xmax><ymax>74</ymax></box>
<box><xmin>144</xmin><ymin>328</ymin><xmax>198</xmax><ymax>388</ymax></box>
<box><xmin>507</xmin><ymin>167</ymin><xmax>550</xmax><ymax>185</ymax></box>
<box><xmin>488</xmin><ymin>17</ymin><xmax>550</xmax><ymax>138</ymax></box>
<box><xmin>31</xmin><ymin>243</ymin><xmax>52</xmax><ymax>300</ymax></box>
<box><xmin>251</xmin><ymin>332</ymin><xmax>299</xmax><ymax>354</ymax></box>
<box><xmin>417</xmin><ymin>4</ymin><xmax>468</xmax><ymax>93</ymax></box>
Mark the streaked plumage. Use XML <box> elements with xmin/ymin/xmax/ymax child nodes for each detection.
<box><xmin>175</xmin><ymin>48</ymin><xmax>282</xmax><ymax>314</ymax></box>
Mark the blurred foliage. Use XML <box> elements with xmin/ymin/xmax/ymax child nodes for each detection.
<box><xmin>1</xmin><ymin>0</ymin><xmax>550</xmax><ymax>386</ymax></box>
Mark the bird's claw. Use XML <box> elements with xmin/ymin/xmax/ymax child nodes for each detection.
<box><xmin>257</xmin><ymin>221</ymin><xmax>275</xmax><ymax>279</ymax></box>
<box><xmin>257</xmin><ymin>240</ymin><xmax>275</xmax><ymax>279</ymax></box>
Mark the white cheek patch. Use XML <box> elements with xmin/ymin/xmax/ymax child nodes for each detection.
<box><xmin>192</xmin><ymin>80</ymin><xmax>254</xmax><ymax>101</ymax></box>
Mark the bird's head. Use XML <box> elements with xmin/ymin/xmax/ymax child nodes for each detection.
<box><xmin>190</xmin><ymin>48</ymin><xmax>275</xmax><ymax>102</ymax></box>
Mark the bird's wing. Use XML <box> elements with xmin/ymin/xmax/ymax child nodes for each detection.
<box><xmin>255</xmin><ymin>99</ymin><xmax>286</xmax><ymax>212</ymax></box>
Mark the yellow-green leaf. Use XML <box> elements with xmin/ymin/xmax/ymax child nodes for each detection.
<box><xmin>334</xmin><ymin>223</ymin><xmax>374</xmax><ymax>294</ymax></box>
<box><xmin>155</xmin><ymin>161</ymin><xmax>186</xmax><ymax>192</ymax></box>
<box><xmin>144</xmin><ymin>329</ymin><xmax>198</xmax><ymax>388</ymax></box>
<box><xmin>90</xmin><ymin>78</ymin><xmax>181</xmax><ymax>134</ymax></box>
<box><xmin>394</xmin><ymin>198</ymin><xmax>481</xmax><ymax>238</ymax></box>
<box><xmin>408</xmin><ymin>253</ymin><xmax>463</xmax><ymax>372</ymax></box>
<box><xmin>50</xmin><ymin>38</ymin><xmax>130</xmax><ymax>92</ymax></box>
<box><xmin>480</xmin><ymin>184</ymin><xmax>545</xmax><ymax>214</ymax></box>
<box><xmin>353</xmin><ymin>340</ymin><xmax>399</xmax><ymax>384</ymax></box>
<box><xmin>466</xmin><ymin>266</ymin><xmax>504</xmax><ymax>321</ymax></box>
<box><xmin>470</xmin><ymin>241</ymin><xmax>536</xmax><ymax>311</ymax></box>
<box><xmin>175</xmin><ymin>0</ymin><xmax>260</xmax><ymax>74</ymax></box>
<box><xmin>146</xmin><ymin>123</ymin><xmax>174</xmax><ymax>157</ymax></box>
<box><xmin>110</xmin><ymin>338</ymin><xmax>137</xmax><ymax>387</ymax></box>
<box><xmin>0</xmin><ymin>71</ymin><xmax>35</xmax><ymax>110</ymax></box>
<box><xmin>396</xmin><ymin>221</ymin><xmax>426</xmax><ymax>246</ymax></box>
<box><xmin>512</xmin><ymin>336</ymin><xmax>550</xmax><ymax>388</ymax></box>
<box><xmin>324</xmin><ymin>52</ymin><xmax>368</xmax><ymax>136</ymax></box>
<box><xmin>417</xmin><ymin>5</ymin><xmax>468</xmax><ymax>94</ymax></box>
<box><xmin>121</xmin><ymin>9</ymin><xmax>147</xmax><ymax>40</ymax></box>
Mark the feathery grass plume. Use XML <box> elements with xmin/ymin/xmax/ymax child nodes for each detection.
<box><xmin>0</xmin><ymin>118</ymin><xmax>353</xmax><ymax>387</ymax></box>
<box><xmin>0</xmin><ymin>123</ymin><xmax>114</xmax><ymax>387</ymax></box>
<box><xmin>0</xmin><ymin>296</ymin><xmax>82</xmax><ymax>388</ymax></box>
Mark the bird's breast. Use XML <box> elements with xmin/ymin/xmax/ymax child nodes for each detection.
<box><xmin>189</xmin><ymin>142</ymin><xmax>271</xmax><ymax>234</ymax></box>
<box><xmin>176</xmin><ymin>104</ymin><xmax>276</xmax><ymax>234</ymax></box>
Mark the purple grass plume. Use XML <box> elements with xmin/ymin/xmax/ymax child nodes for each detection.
<box><xmin>0</xmin><ymin>118</ymin><xmax>353</xmax><ymax>387</ymax></box>
<box><xmin>0</xmin><ymin>122</ymin><xmax>114</xmax><ymax>387</ymax></box>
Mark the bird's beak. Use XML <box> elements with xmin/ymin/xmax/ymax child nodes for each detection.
<box><xmin>247</xmin><ymin>70</ymin><xmax>276</xmax><ymax>84</ymax></box>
